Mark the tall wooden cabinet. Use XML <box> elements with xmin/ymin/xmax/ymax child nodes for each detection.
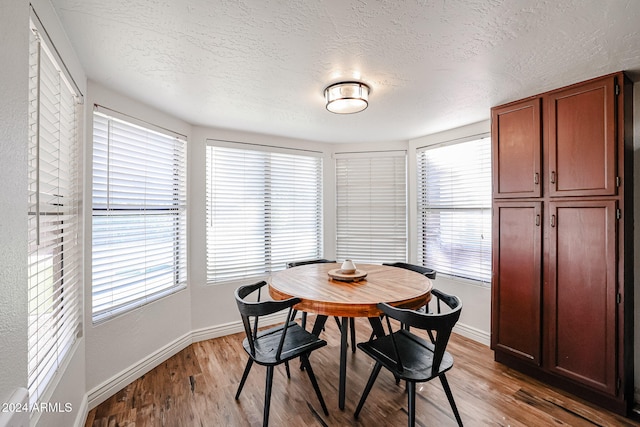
<box><xmin>492</xmin><ymin>201</ymin><xmax>542</xmax><ymax>364</ymax></box>
<box><xmin>491</xmin><ymin>72</ymin><xmax>634</xmax><ymax>415</ymax></box>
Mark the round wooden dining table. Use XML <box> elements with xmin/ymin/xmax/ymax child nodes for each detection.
<box><xmin>268</xmin><ymin>262</ymin><xmax>432</xmax><ymax>410</ymax></box>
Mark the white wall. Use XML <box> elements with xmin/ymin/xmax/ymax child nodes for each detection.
<box><xmin>83</xmin><ymin>82</ymin><xmax>194</xmax><ymax>405</ymax></box>
<box><xmin>185</xmin><ymin>127</ymin><xmax>492</xmax><ymax>346</ymax></box>
<box><xmin>0</xmin><ymin>1</ymin><xmax>90</xmax><ymax>426</ymax></box>
<box><xmin>188</xmin><ymin>126</ymin><xmax>333</xmax><ymax>334</ymax></box>
<box><xmin>4</xmin><ymin>3</ymin><xmax>639</xmax><ymax>424</ymax></box>
<box><xmin>30</xmin><ymin>1</ymin><xmax>90</xmax><ymax>422</ymax></box>
<box><xmin>409</xmin><ymin>121</ymin><xmax>493</xmax><ymax>345</ymax></box>
<box><xmin>80</xmin><ymin>84</ymin><xmax>637</xmax><ymax>412</ymax></box>
<box><xmin>0</xmin><ymin>0</ymin><xmax>30</xmax><ymax>416</ymax></box>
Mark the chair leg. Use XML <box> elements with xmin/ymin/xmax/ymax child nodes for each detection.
<box><xmin>350</xmin><ymin>318</ymin><xmax>356</xmax><ymax>353</ymax></box>
<box><xmin>334</xmin><ymin>316</ymin><xmax>342</xmax><ymax>330</ymax></box>
<box><xmin>354</xmin><ymin>362</ymin><xmax>383</xmax><ymax>419</ymax></box>
<box><xmin>301</xmin><ymin>354</ymin><xmax>329</xmax><ymax>416</ymax></box>
<box><xmin>368</xmin><ymin>315</ymin><xmax>385</xmax><ymax>340</ymax></box>
<box><xmin>263</xmin><ymin>366</ymin><xmax>275</xmax><ymax>427</ymax></box>
<box><xmin>407</xmin><ymin>381</ymin><xmax>416</xmax><ymax>427</ymax></box>
<box><xmin>339</xmin><ymin>316</ymin><xmax>348</xmax><ymax>410</ymax></box>
<box><xmin>427</xmin><ymin>329</ymin><xmax>436</xmax><ymax>344</ymax></box>
<box><xmin>235</xmin><ymin>358</ymin><xmax>253</xmax><ymax>400</ymax></box>
<box><xmin>311</xmin><ymin>315</ymin><xmax>328</xmax><ymax>337</ymax></box>
<box><xmin>440</xmin><ymin>374</ymin><xmax>463</xmax><ymax>426</ymax></box>
<box><xmin>303</xmin><ymin>315</ymin><xmax>329</xmax><ymax>372</ymax></box>
<box><xmin>290</xmin><ymin>310</ymin><xmax>309</xmax><ymax>331</ymax></box>
<box><xmin>284</xmin><ymin>361</ymin><xmax>291</xmax><ymax>379</ymax></box>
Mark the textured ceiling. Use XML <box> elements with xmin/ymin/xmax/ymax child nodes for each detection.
<box><xmin>51</xmin><ymin>0</ymin><xmax>640</xmax><ymax>143</ymax></box>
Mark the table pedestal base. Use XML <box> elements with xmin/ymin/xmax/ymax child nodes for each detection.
<box><xmin>310</xmin><ymin>315</ymin><xmax>385</xmax><ymax>410</ymax></box>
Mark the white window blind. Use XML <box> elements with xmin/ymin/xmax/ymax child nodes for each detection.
<box><xmin>206</xmin><ymin>142</ymin><xmax>323</xmax><ymax>283</ymax></box>
<box><xmin>417</xmin><ymin>137</ymin><xmax>492</xmax><ymax>283</ymax></box>
<box><xmin>27</xmin><ymin>23</ymin><xmax>81</xmax><ymax>406</ymax></box>
<box><xmin>335</xmin><ymin>152</ymin><xmax>407</xmax><ymax>264</ymax></box>
<box><xmin>92</xmin><ymin>110</ymin><xmax>187</xmax><ymax>323</ymax></box>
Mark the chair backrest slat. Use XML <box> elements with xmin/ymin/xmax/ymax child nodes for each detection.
<box><xmin>275</xmin><ymin>306</ymin><xmax>295</xmax><ymax>359</ymax></box>
<box><xmin>378</xmin><ymin>291</ymin><xmax>462</xmax><ymax>376</ymax></box>
<box><xmin>383</xmin><ymin>262</ymin><xmax>437</xmax><ymax>280</ymax></box>
<box><xmin>384</xmin><ymin>313</ymin><xmax>405</xmax><ymax>372</ymax></box>
<box><xmin>235</xmin><ymin>281</ymin><xmax>301</xmax><ymax>358</ymax></box>
<box><xmin>287</xmin><ymin>258</ymin><xmax>335</xmax><ymax>269</ymax></box>
<box><xmin>239</xmin><ymin>315</ymin><xmax>256</xmax><ymax>355</ymax></box>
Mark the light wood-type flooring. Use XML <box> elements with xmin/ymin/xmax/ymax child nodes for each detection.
<box><xmin>85</xmin><ymin>315</ymin><xmax>640</xmax><ymax>426</ymax></box>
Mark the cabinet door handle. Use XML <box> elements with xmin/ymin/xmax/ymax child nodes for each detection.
<box><xmin>535</xmin><ymin>214</ymin><xmax>540</xmax><ymax>226</ymax></box>
<box><xmin>534</xmin><ymin>172</ymin><xmax>539</xmax><ymax>185</ymax></box>
<box><xmin>550</xmin><ymin>214</ymin><xmax>556</xmax><ymax>227</ymax></box>
<box><xmin>550</xmin><ymin>171</ymin><xmax>556</xmax><ymax>184</ymax></box>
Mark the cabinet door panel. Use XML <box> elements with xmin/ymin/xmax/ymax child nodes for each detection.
<box><xmin>491</xmin><ymin>202</ymin><xmax>542</xmax><ymax>364</ymax></box>
<box><xmin>548</xmin><ymin>76</ymin><xmax>617</xmax><ymax>196</ymax></box>
<box><xmin>547</xmin><ymin>201</ymin><xmax>617</xmax><ymax>395</ymax></box>
<box><xmin>492</xmin><ymin>99</ymin><xmax>542</xmax><ymax>198</ymax></box>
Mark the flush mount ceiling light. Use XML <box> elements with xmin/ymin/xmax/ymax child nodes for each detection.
<box><xmin>324</xmin><ymin>82</ymin><xmax>369</xmax><ymax>114</ymax></box>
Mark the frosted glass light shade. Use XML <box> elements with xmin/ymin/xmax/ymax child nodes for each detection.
<box><xmin>324</xmin><ymin>82</ymin><xmax>369</xmax><ymax>114</ymax></box>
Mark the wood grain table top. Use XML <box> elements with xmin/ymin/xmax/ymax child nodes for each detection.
<box><xmin>268</xmin><ymin>263</ymin><xmax>432</xmax><ymax>318</ymax></box>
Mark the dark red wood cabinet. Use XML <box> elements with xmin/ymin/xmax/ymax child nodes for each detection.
<box><xmin>547</xmin><ymin>200</ymin><xmax>618</xmax><ymax>395</ymax></box>
<box><xmin>491</xmin><ymin>202</ymin><xmax>542</xmax><ymax>364</ymax></box>
<box><xmin>492</xmin><ymin>98</ymin><xmax>542</xmax><ymax>198</ymax></box>
<box><xmin>490</xmin><ymin>72</ymin><xmax>633</xmax><ymax>415</ymax></box>
<box><xmin>548</xmin><ymin>77</ymin><xmax>618</xmax><ymax>197</ymax></box>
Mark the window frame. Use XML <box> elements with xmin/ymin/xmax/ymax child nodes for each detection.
<box><xmin>416</xmin><ymin>135</ymin><xmax>492</xmax><ymax>285</ymax></box>
<box><xmin>206</xmin><ymin>140</ymin><xmax>324</xmax><ymax>285</ymax></box>
<box><xmin>335</xmin><ymin>150</ymin><xmax>408</xmax><ymax>264</ymax></box>
<box><xmin>91</xmin><ymin>107</ymin><xmax>188</xmax><ymax>323</ymax></box>
<box><xmin>27</xmin><ymin>17</ymin><xmax>82</xmax><ymax>407</ymax></box>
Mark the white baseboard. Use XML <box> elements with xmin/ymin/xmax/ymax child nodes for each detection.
<box><xmin>73</xmin><ymin>394</ymin><xmax>88</xmax><ymax>427</ymax></box>
<box><xmin>86</xmin><ymin>332</ymin><xmax>192</xmax><ymax>409</ymax></box>
<box><xmin>191</xmin><ymin>320</ymin><xmax>243</xmax><ymax>343</ymax></box>
<box><xmin>191</xmin><ymin>312</ymin><xmax>289</xmax><ymax>343</ymax></box>
<box><xmin>0</xmin><ymin>388</ymin><xmax>28</xmax><ymax>427</ymax></box>
<box><xmin>85</xmin><ymin>311</ymin><xmax>289</xmax><ymax>410</ymax></box>
<box><xmin>453</xmin><ymin>322</ymin><xmax>490</xmax><ymax>347</ymax></box>
<box><xmin>84</xmin><ymin>313</ymin><xmax>486</xmax><ymax>416</ymax></box>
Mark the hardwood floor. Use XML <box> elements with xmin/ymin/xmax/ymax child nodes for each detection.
<box><xmin>85</xmin><ymin>316</ymin><xmax>639</xmax><ymax>426</ymax></box>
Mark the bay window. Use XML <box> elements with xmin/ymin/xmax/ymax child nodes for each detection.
<box><xmin>91</xmin><ymin>108</ymin><xmax>187</xmax><ymax>323</ymax></box>
<box><xmin>27</xmin><ymin>18</ymin><xmax>82</xmax><ymax>405</ymax></box>
<box><xmin>417</xmin><ymin>137</ymin><xmax>492</xmax><ymax>284</ymax></box>
<box><xmin>335</xmin><ymin>151</ymin><xmax>407</xmax><ymax>264</ymax></box>
<box><xmin>206</xmin><ymin>141</ymin><xmax>323</xmax><ymax>283</ymax></box>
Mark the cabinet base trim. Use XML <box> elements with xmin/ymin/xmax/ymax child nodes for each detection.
<box><xmin>494</xmin><ymin>350</ymin><xmax>631</xmax><ymax>416</ymax></box>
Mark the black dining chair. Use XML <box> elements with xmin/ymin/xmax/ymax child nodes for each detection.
<box><xmin>286</xmin><ymin>258</ymin><xmax>335</xmax><ymax>268</ymax></box>
<box><xmin>286</xmin><ymin>259</ymin><xmax>335</xmax><ymax>330</ymax></box>
<box><xmin>382</xmin><ymin>262</ymin><xmax>437</xmax><ymax>331</ymax></box>
<box><xmin>234</xmin><ymin>281</ymin><xmax>329</xmax><ymax>427</ymax></box>
<box><xmin>286</xmin><ymin>258</ymin><xmax>358</xmax><ymax>353</ymax></box>
<box><xmin>383</xmin><ymin>262</ymin><xmax>437</xmax><ymax>280</ymax></box>
<box><xmin>354</xmin><ymin>289</ymin><xmax>463</xmax><ymax>427</ymax></box>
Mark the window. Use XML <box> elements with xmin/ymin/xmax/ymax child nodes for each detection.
<box><xmin>91</xmin><ymin>108</ymin><xmax>187</xmax><ymax>323</ymax></box>
<box><xmin>27</xmin><ymin>20</ymin><xmax>81</xmax><ymax>405</ymax></box>
<box><xmin>206</xmin><ymin>142</ymin><xmax>323</xmax><ymax>283</ymax></box>
<box><xmin>417</xmin><ymin>137</ymin><xmax>491</xmax><ymax>283</ymax></box>
<box><xmin>335</xmin><ymin>151</ymin><xmax>407</xmax><ymax>263</ymax></box>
